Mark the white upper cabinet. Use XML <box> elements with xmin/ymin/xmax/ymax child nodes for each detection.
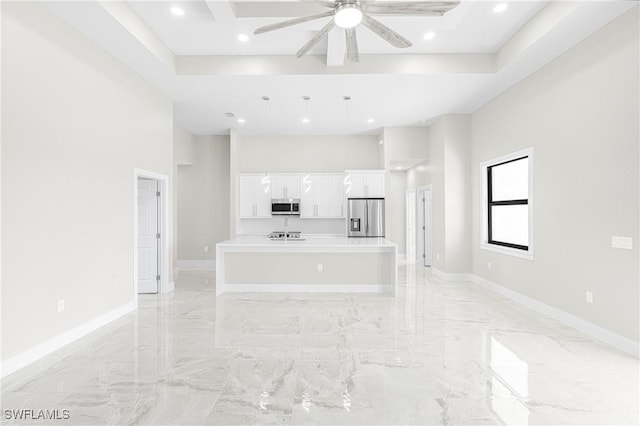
<box><xmin>300</xmin><ymin>173</ymin><xmax>345</xmax><ymax>218</ymax></box>
<box><xmin>331</xmin><ymin>175</ymin><xmax>345</xmax><ymax>217</ymax></box>
<box><xmin>238</xmin><ymin>174</ymin><xmax>272</xmax><ymax>218</ymax></box>
<box><xmin>345</xmin><ymin>170</ymin><xmax>386</xmax><ymax>198</ymax></box>
<box><xmin>271</xmin><ymin>174</ymin><xmax>302</xmax><ymax>199</ymax></box>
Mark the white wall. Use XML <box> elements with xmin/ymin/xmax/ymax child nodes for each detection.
<box><xmin>173</xmin><ymin>123</ymin><xmax>196</xmax><ymax>271</ymax></box>
<box><xmin>471</xmin><ymin>9</ymin><xmax>639</xmax><ymax>342</ymax></box>
<box><xmin>237</xmin><ymin>135</ymin><xmax>379</xmax><ymax>172</ymax></box>
<box><xmin>443</xmin><ymin>116</ymin><xmax>471</xmax><ymax>273</ymax></box>
<box><xmin>386</xmin><ymin>172</ymin><xmax>406</xmax><ymax>253</ymax></box>
<box><xmin>173</xmin><ymin>124</ymin><xmax>196</xmax><ymax>166</ymax></box>
<box><xmin>381</xmin><ymin>127</ymin><xmax>429</xmax><ymax>169</ymax></box>
<box><xmin>178</xmin><ymin>136</ymin><xmax>230</xmax><ymax>260</ymax></box>
<box><xmin>1</xmin><ymin>2</ymin><xmax>173</xmax><ymax>361</ymax></box>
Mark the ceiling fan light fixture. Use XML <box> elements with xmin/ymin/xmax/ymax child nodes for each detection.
<box><xmin>493</xmin><ymin>3</ymin><xmax>508</xmax><ymax>13</ymax></box>
<box><xmin>334</xmin><ymin>4</ymin><xmax>363</xmax><ymax>29</ymax></box>
<box><xmin>423</xmin><ymin>31</ymin><xmax>436</xmax><ymax>41</ymax></box>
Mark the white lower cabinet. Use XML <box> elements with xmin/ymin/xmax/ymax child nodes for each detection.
<box><xmin>301</xmin><ymin>173</ymin><xmax>345</xmax><ymax>218</ymax></box>
<box><xmin>238</xmin><ymin>174</ymin><xmax>271</xmax><ymax>218</ymax></box>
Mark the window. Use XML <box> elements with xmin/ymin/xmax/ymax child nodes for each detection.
<box><xmin>481</xmin><ymin>148</ymin><xmax>533</xmax><ymax>260</ymax></box>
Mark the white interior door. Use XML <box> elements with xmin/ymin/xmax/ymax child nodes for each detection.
<box><xmin>416</xmin><ymin>191</ymin><xmax>425</xmax><ymax>264</ymax></box>
<box><xmin>424</xmin><ymin>190</ymin><xmax>432</xmax><ymax>267</ymax></box>
<box><xmin>405</xmin><ymin>190</ymin><xmax>416</xmax><ymax>263</ymax></box>
<box><xmin>138</xmin><ymin>178</ymin><xmax>159</xmax><ymax>294</ymax></box>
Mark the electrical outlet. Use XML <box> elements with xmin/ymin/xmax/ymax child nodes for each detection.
<box><xmin>57</xmin><ymin>299</ymin><xmax>65</xmax><ymax>313</ymax></box>
<box><xmin>586</xmin><ymin>291</ymin><xmax>593</xmax><ymax>304</ymax></box>
<box><xmin>611</xmin><ymin>236</ymin><xmax>632</xmax><ymax>250</ymax></box>
<box><xmin>487</xmin><ymin>262</ymin><xmax>492</xmax><ymax>270</ymax></box>
<box><xmin>317</xmin><ymin>264</ymin><xmax>323</xmax><ymax>272</ymax></box>
<box><xmin>204</xmin><ymin>246</ymin><xmax>209</xmax><ymax>253</ymax></box>
<box><xmin>436</xmin><ymin>253</ymin><xmax>440</xmax><ymax>260</ymax></box>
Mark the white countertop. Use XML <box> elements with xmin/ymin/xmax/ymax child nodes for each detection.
<box><xmin>217</xmin><ymin>235</ymin><xmax>397</xmax><ymax>249</ymax></box>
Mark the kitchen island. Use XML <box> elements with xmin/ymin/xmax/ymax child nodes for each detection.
<box><xmin>215</xmin><ymin>236</ymin><xmax>397</xmax><ymax>296</ymax></box>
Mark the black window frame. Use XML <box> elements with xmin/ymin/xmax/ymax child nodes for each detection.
<box><xmin>487</xmin><ymin>155</ymin><xmax>529</xmax><ymax>251</ymax></box>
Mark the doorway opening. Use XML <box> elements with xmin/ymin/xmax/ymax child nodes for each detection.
<box><xmin>133</xmin><ymin>169</ymin><xmax>171</xmax><ymax>297</ymax></box>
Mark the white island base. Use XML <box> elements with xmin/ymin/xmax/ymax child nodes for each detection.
<box><xmin>216</xmin><ymin>236</ymin><xmax>398</xmax><ymax>296</ymax></box>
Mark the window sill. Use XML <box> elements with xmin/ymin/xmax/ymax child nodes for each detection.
<box><xmin>480</xmin><ymin>243</ymin><xmax>534</xmax><ymax>261</ymax></box>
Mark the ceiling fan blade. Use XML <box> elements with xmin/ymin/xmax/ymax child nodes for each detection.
<box><xmin>345</xmin><ymin>28</ymin><xmax>359</xmax><ymax>62</ymax></box>
<box><xmin>296</xmin><ymin>19</ymin><xmax>336</xmax><ymax>57</ymax></box>
<box><xmin>366</xmin><ymin>1</ymin><xmax>460</xmax><ymax>15</ymax></box>
<box><xmin>296</xmin><ymin>0</ymin><xmax>337</xmax><ymax>8</ymax></box>
<box><xmin>361</xmin><ymin>15</ymin><xmax>412</xmax><ymax>48</ymax></box>
<box><xmin>254</xmin><ymin>10</ymin><xmax>335</xmax><ymax>35</ymax></box>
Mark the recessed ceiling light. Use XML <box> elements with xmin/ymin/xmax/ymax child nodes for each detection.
<box><xmin>170</xmin><ymin>6</ymin><xmax>184</xmax><ymax>16</ymax></box>
<box><xmin>493</xmin><ymin>3</ymin><xmax>508</xmax><ymax>13</ymax></box>
<box><xmin>237</xmin><ymin>34</ymin><xmax>249</xmax><ymax>42</ymax></box>
<box><xmin>237</xmin><ymin>118</ymin><xmax>246</xmax><ymax>124</ymax></box>
<box><xmin>302</xmin><ymin>118</ymin><xmax>310</xmax><ymax>124</ymax></box>
<box><xmin>367</xmin><ymin>118</ymin><xmax>375</xmax><ymax>124</ymax></box>
<box><xmin>395</xmin><ymin>166</ymin><xmax>403</xmax><ymax>170</ymax></box>
<box><xmin>423</xmin><ymin>32</ymin><xmax>436</xmax><ymax>41</ymax></box>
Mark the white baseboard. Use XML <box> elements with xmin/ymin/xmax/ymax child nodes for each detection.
<box><xmin>432</xmin><ymin>268</ymin><xmax>474</xmax><ymax>282</ymax></box>
<box><xmin>177</xmin><ymin>259</ymin><xmax>216</xmax><ymax>271</ymax></box>
<box><xmin>471</xmin><ymin>274</ymin><xmax>639</xmax><ymax>358</ymax></box>
<box><xmin>0</xmin><ymin>300</ymin><xmax>137</xmax><ymax>378</ymax></box>
<box><xmin>162</xmin><ymin>280</ymin><xmax>175</xmax><ymax>294</ymax></box>
<box><xmin>218</xmin><ymin>284</ymin><xmax>392</xmax><ymax>295</ymax></box>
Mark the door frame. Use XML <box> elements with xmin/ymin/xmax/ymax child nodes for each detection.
<box><xmin>133</xmin><ymin>168</ymin><xmax>172</xmax><ymax>299</ymax></box>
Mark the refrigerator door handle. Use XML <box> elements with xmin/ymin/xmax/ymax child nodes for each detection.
<box><xmin>365</xmin><ymin>201</ymin><xmax>369</xmax><ymax>235</ymax></box>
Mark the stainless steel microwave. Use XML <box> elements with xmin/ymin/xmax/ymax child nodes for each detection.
<box><xmin>271</xmin><ymin>199</ymin><xmax>300</xmax><ymax>215</ymax></box>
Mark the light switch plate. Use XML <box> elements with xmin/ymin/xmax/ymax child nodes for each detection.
<box><xmin>586</xmin><ymin>291</ymin><xmax>593</xmax><ymax>304</ymax></box>
<box><xmin>611</xmin><ymin>236</ymin><xmax>633</xmax><ymax>250</ymax></box>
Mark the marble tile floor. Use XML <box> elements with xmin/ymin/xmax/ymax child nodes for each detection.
<box><xmin>1</xmin><ymin>264</ymin><xmax>638</xmax><ymax>425</ymax></box>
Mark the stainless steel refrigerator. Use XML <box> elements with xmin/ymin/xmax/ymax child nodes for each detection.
<box><xmin>347</xmin><ymin>198</ymin><xmax>385</xmax><ymax>237</ymax></box>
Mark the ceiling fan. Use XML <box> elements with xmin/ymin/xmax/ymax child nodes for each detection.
<box><xmin>253</xmin><ymin>0</ymin><xmax>460</xmax><ymax>62</ymax></box>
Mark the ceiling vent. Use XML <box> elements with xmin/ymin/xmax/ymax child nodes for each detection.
<box><xmin>224</xmin><ymin>112</ymin><xmax>235</xmax><ymax>118</ymax></box>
